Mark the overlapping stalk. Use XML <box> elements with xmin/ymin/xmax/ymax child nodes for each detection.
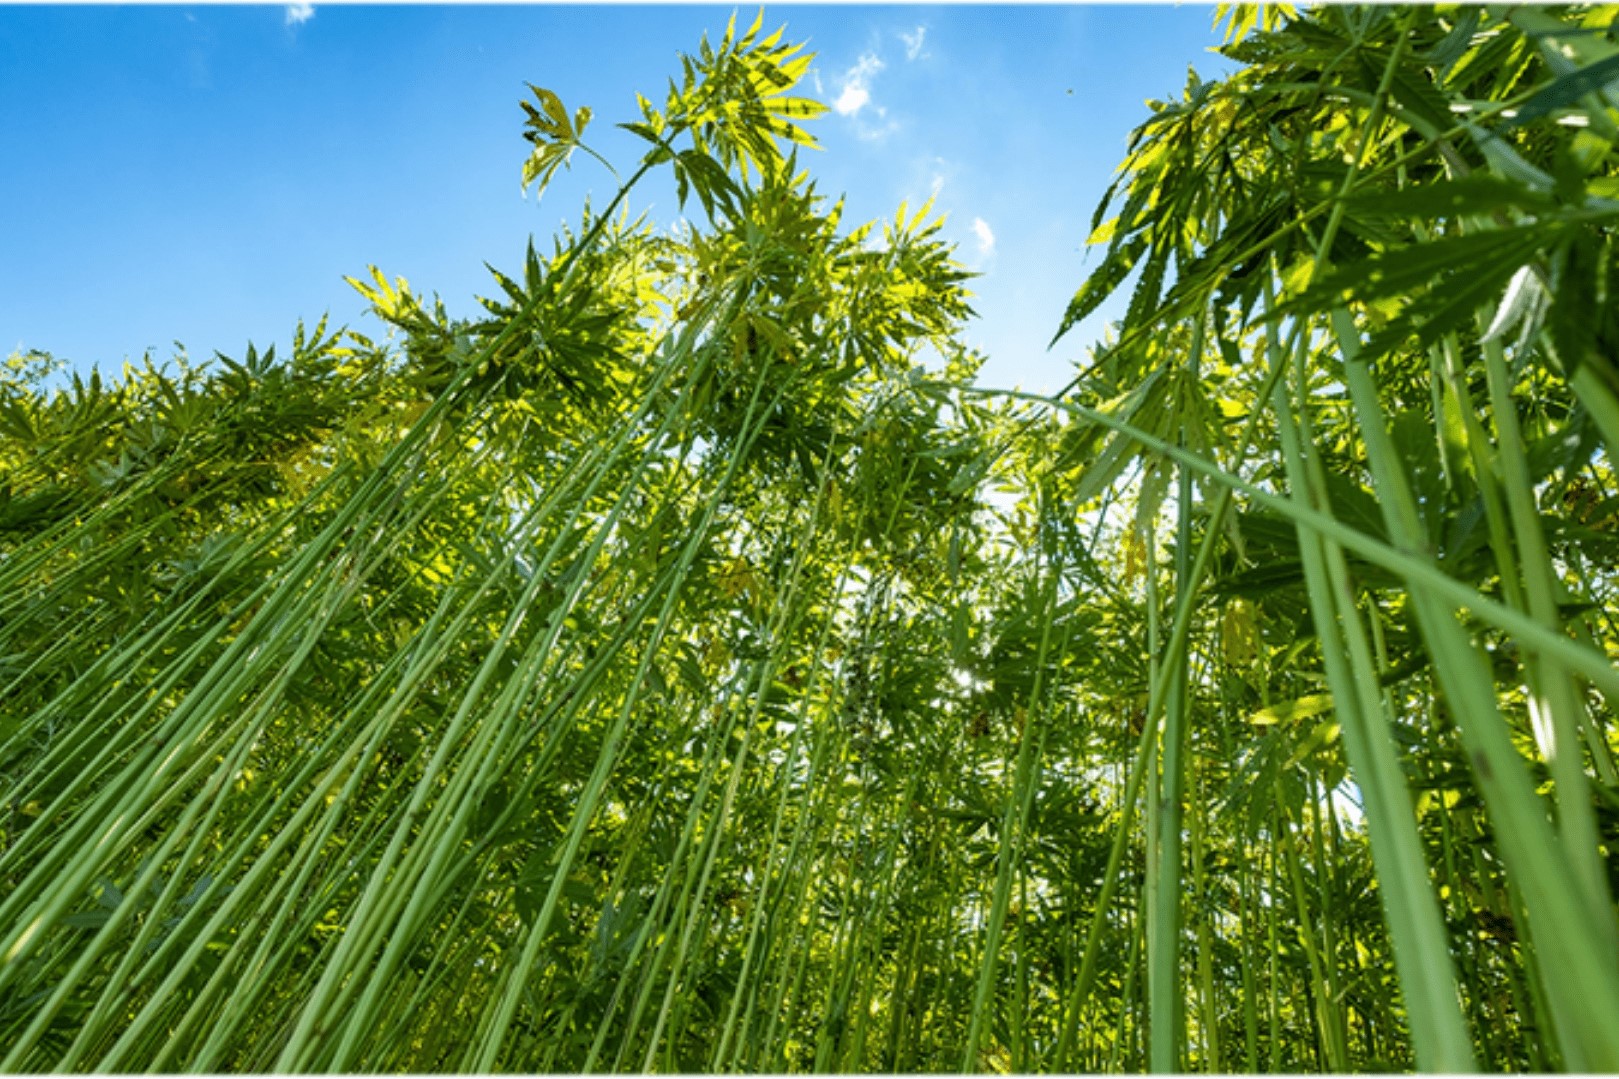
<box><xmin>5</xmin><ymin>6</ymin><xmax>1619</xmax><ymax>1073</ymax></box>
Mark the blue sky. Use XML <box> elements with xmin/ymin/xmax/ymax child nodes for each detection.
<box><xmin>1</xmin><ymin>4</ymin><xmax>1233</xmax><ymax>393</ymax></box>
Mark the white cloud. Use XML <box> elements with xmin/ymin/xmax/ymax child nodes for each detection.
<box><xmin>972</xmin><ymin>217</ymin><xmax>996</xmax><ymax>257</ymax></box>
<box><xmin>901</xmin><ymin>26</ymin><xmax>927</xmax><ymax>61</ymax></box>
<box><xmin>834</xmin><ymin>53</ymin><xmax>884</xmax><ymax>117</ymax></box>
<box><xmin>285</xmin><ymin>3</ymin><xmax>314</xmax><ymax>26</ymax></box>
<box><xmin>834</xmin><ymin>84</ymin><xmax>869</xmax><ymax>116</ymax></box>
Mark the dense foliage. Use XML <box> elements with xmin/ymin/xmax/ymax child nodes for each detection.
<box><xmin>4</xmin><ymin>5</ymin><xmax>1619</xmax><ymax>1071</ymax></box>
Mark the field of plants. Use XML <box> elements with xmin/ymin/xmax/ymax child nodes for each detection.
<box><xmin>4</xmin><ymin>4</ymin><xmax>1619</xmax><ymax>1072</ymax></box>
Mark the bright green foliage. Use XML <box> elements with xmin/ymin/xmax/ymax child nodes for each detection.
<box><xmin>4</xmin><ymin>6</ymin><xmax>1619</xmax><ymax>1074</ymax></box>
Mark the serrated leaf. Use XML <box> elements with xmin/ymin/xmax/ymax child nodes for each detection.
<box><xmin>1425</xmin><ymin>8</ymin><xmax>1481</xmax><ymax>76</ymax></box>
<box><xmin>1548</xmin><ymin>231</ymin><xmax>1602</xmax><ymax>376</ymax></box>
<box><xmin>1281</xmin><ymin>226</ymin><xmax>1547</xmax><ymax>318</ymax></box>
<box><xmin>1509</xmin><ymin>53</ymin><xmax>1619</xmax><ymax>127</ymax></box>
<box><xmin>1464</xmin><ymin>120</ymin><xmax>1556</xmax><ymax>193</ymax></box>
<box><xmin>1051</xmin><ymin>234</ymin><xmax>1147</xmax><ymax>346</ymax></box>
<box><xmin>1343</xmin><ymin>176</ymin><xmax>1558</xmax><ymax>222</ymax></box>
<box><xmin>1481</xmin><ymin>264</ymin><xmax>1541</xmax><ymax>343</ymax></box>
<box><xmin>533</xmin><ymin>84</ymin><xmax>571</xmax><ymax>134</ymax></box>
<box><xmin>1357</xmin><ymin>236</ymin><xmax>1547</xmax><ymax>363</ymax></box>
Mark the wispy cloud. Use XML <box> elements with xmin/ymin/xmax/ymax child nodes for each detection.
<box><xmin>285</xmin><ymin>3</ymin><xmax>314</xmax><ymax>27</ymax></box>
<box><xmin>900</xmin><ymin>26</ymin><xmax>927</xmax><ymax>61</ymax></box>
<box><xmin>911</xmin><ymin>155</ymin><xmax>953</xmax><ymax>204</ymax></box>
<box><xmin>834</xmin><ymin>53</ymin><xmax>884</xmax><ymax>117</ymax></box>
<box><xmin>972</xmin><ymin>217</ymin><xmax>996</xmax><ymax>257</ymax></box>
<box><xmin>856</xmin><ymin>111</ymin><xmax>900</xmax><ymax>142</ymax></box>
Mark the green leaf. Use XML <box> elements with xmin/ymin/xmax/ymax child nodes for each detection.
<box><xmin>1283</xmin><ymin>227</ymin><xmax>1547</xmax><ymax>314</ymax></box>
<box><xmin>532</xmin><ymin>85</ymin><xmax>571</xmax><ymax>135</ymax></box>
<box><xmin>1423</xmin><ymin>8</ymin><xmax>1480</xmax><ymax>76</ymax></box>
<box><xmin>1050</xmin><ymin>235</ymin><xmax>1147</xmax><ymax>346</ymax></box>
<box><xmin>1509</xmin><ymin>53</ymin><xmax>1619</xmax><ymax>127</ymax></box>
<box><xmin>1283</xmin><ymin>719</ymin><xmax>1342</xmax><ymax>770</ymax></box>
<box><xmin>1342</xmin><ymin>176</ymin><xmax>1558</xmax><ymax>222</ymax></box>
<box><xmin>1358</xmin><ymin>237</ymin><xmax>1546</xmax><ymax>363</ymax></box>
<box><xmin>519</xmin><ymin>85</ymin><xmax>594</xmax><ymax>197</ymax></box>
<box><xmin>1250</xmin><ymin>692</ymin><xmax>1334</xmax><ymax>727</ymax></box>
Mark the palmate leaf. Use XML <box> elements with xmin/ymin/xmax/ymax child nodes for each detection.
<box><xmin>345</xmin><ymin>265</ymin><xmax>423</xmax><ymax>328</ymax></box>
<box><xmin>1386</xmin><ymin>62</ymin><xmax>1458</xmax><ymax>138</ymax></box>
<box><xmin>0</xmin><ymin>394</ymin><xmax>39</xmax><ymax>442</ymax></box>
<box><xmin>521</xmin><ymin>143</ymin><xmax>573</xmax><ymax>195</ymax></box>
<box><xmin>1360</xmin><ymin>252</ymin><xmax>1542</xmax><ymax>365</ymax></box>
<box><xmin>1277</xmin><ymin>225</ymin><xmax>1552</xmax><ymax>362</ymax></box>
<box><xmin>1053</xmin><ymin>368</ymin><xmax>1192</xmax><ymax>507</ymax></box>
<box><xmin>1282</xmin><ymin>226</ymin><xmax>1548</xmax><ymax>313</ymax></box>
<box><xmin>520</xmin><ymin>84</ymin><xmax>593</xmax><ymax>197</ymax></box>
<box><xmin>1211</xmin><ymin>557</ymin><xmax>1307</xmax><ymax>600</ymax></box>
<box><xmin>672</xmin><ymin>149</ymin><xmax>740</xmax><ymax>221</ymax></box>
<box><xmin>1442</xmin><ymin>17</ymin><xmax>1531</xmax><ymax>95</ymax></box>
<box><xmin>1509</xmin><ymin>6</ymin><xmax>1619</xmax><ymax>136</ymax></box>
<box><xmin>667</xmin><ymin>10</ymin><xmax>828</xmax><ymax>183</ymax></box>
<box><xmin>1202</xmin><ymin>193</ymin><xmax>1294</xmax><ymax>293</ymax></box>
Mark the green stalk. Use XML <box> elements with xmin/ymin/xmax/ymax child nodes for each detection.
<box><xmin>1238</xmin><ymin>832</ymin><xmax>1260</xmax><ymax>1073</ymax></box>
<box><xmin>1278</xmin><ymin>792</ymin><xmax>1346</xmax><ymax>1071</ymax></box>
<box><xmin>647</xmin><ymin>512</ymin><xmax>840</xmax><ymax>1069</ymax></box>
<box><xmin>279</xmin><ymin>291</ymin><xmax>736</xmax><ymax>1070</ymax></box>
<box><xmin>1148</xmin><ymin>315</ymin><xmax>1202</xmax><ymax>1073</ymax></box>
<box><xmin>1332</xmin><ymin>307</ymin><xmax>1619</xmax><ymax>1069</ymax></box>
<box><xmin>1104</xmin><ymin>914</ymin><xmax>1144</xmax><ymax>1073</ymax></box>
<box><xmin>1307</xmin><ymin>772</ymin><xmax>1346</xmax><ymax>1067</ymax></box>
<box><xmin>710</xmin><ymin>552</ymin><xmax>849</xmax><ymax>1068</ymax></box>
<box><xmin>956</xmin><ymin>383</ymin><xmax>1619</xmax><ymax>722</ymax></box>
<box><xmin>1142</xmin><ymin>522</ymin><xmax>1165</xmax><ymax>1071</ymax></box>
<box><xmin>1266</xmin><ymin>821</ymin><xmax>1282</xmax><ymax>1073</ymax></box>
<box><xmin>961</xmin><ymin>543</ymin><xmax>1059</xmax><ymax>1071</ymax></box>
<box><xmin>1267</xmin><ymin>310</ymin><xmax>1472</xmax><ymax>1071</ymax></box>
<box><xmin>1190</xmin><ymin>764</ymin><xmax>1222</xmax><ymax>1072</ymax></box>
<box><xmin>1052</xmin><ymin>333</ymin><xmax>1278</xmax><ymax>1067</ymax></box>
<box><xmin>488</xmin><ymin>353</ymin><xmax>789</xmax><ymax>1071</ymax></box>
<box><xmin>1480</xmin><ymin>332</ymin><xmax>1611</xmax><ymax>930</ymax></box>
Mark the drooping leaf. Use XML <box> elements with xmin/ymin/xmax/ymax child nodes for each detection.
<box><xmin>1050</xmin><ymin>235</ymin><xmax>1147</xmax><ymax>346</ymax></box>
